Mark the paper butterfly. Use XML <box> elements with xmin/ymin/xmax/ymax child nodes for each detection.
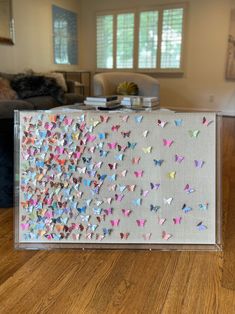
<box><xmin>184</xmin><ymin>184</ymin><xmax>195</xmax><ymax>194</ymax></box>
<box><xmin>162</xmin><ymin>231</ymin><xmax>172</xmax><ymax>240</ymax></box>
<box><xmin>198</xmin><ymin>203</ymin><xmax>209</xmax><ymax>210</ymax></box>
<box><xmin>92</xmin><ymin>120</ymin><xmax>100</xmax><ymax>127</ymax></box>
<box><xmin>96</xmin><ymin>200</ymin><xmax>103</xmax><ymax>206</ymax></box>
<box><xmin>136</xmin><ymin>219</ymin><xmax>146</xmax><ymax>227</ymax></box>
<box><xmin>202</xmin><ymin>116</ymin><xmax>213</xmax><ymax>127</ymax></box>
<box><xmin>120</xmin><ymin>232</ymin><xmax>129</xmax><ymax>239</ymax></box>
<box><xmin>122</xmin><ymin>115</ymin><xmax>129</xmax><ymax>122</ymax></box>
<box><xmin>83</xmin><ymin>179</ymin><xmax>92</xmax><ymax>187</ymax></box>
<box><xmin>132</xmin><ymin>198</ymin><xmax>142</xmax><ymax>206</ymax></box>
<box><xmin>95</xmin><ymin>162</ymin><xmax>103</xmax><ymax>169</ymax></box>
<box><xmin>196</xmin><ymin>221</ymin><xmax>207</xmax><ymax>231</ymax></box>
<box><xmin>134</xmin><ymin>170</ymin><xmax>143</xmax><ymax>178</ymax></box>
<box><xmin>157</xmin><ymin>120</ymin><xmax>167</xmax><ymax>128</ymax></box>
<box><xmin>164</xmin><ymin>197</ymin><xmax>173</xmax><ymax>205</ymax></box>
<box><xmin>194</xmin><ymin>160</ymin><xmax>204</xmax><ymax>168</ymax></box>
<box><xmin>135</xmin><ymin>115</ymin><xmax>143</xmax><ymax>123</ymax></box>
<box><xmin>143</xmin><ymin>130</ymin><xmax>149</xmax><ymax>137</ymax></box>
<box><xmin>122</xmin><ymin>209</ymin><xmax>132</xmax><ymax>217</ymax></box>
<box><xmin>107</xmin><ymin>142</ymin><xmax>117</xmax><ymax>149</ymax></box>
<box><xmin>117</xmin><ymin>145</ymin><xmax>127</xmax><ymax>152</ymax></box>
<box><xmin>182</xmin><ymin>204</ymin><xmax>192</xmax><ymax>213</ymax></box>
<box><xmin>173</xmin><ymin>217</ymin><xmax>182</xmax><ymax>224</ymax></box>
<box><xmin>115</xmin><ymin>194</ymin><xmax>124</xmax><ymax>202</ymax></box>
<box><xmin>104</xmin><ymin>197</ymin><xmax>112</xmax><ymax>204</ymax></box>
<box><xmin>174</xmin><ymin>119</ymin><xmax>183</xmax><ymax>126</ymax></box>
<box><xmin>104</xmin><ymin>207</ymin><xmax>113</xmax><ymax>215</ymax></box>
<box><xmin>77</xmin><ymin>167</ymin><xmax>86</xmax><ymax>174</ymax></box>
<box><xmin>163</xmin><ymin>139</ymin><xmax>174</xmax><ymax>147</ymax></box>
<box><xmin>111</xmin><ymin>125</ymin><xmax>120</xmax><ymax>131</ymax></box>
<box><xmin>87</xmin><ymin>224</ymin><xmax>98</xmax><ymax>232</ymax></box>
<box><xmin>85</xmin><ymin>199</ymin><xmax>92</xmax><ymax>206</ymax></box>
<box><xmin>132</xmin><ymin>157</ymin><xmax>140</xmax><ymax>164</ymax></box>
<box><xmin>108</xmin><ymin>163</ymin><xmax>117</xmax><ymax>170</ymax></box>
<box><xmin>189</xmin><ymin>130</ymin><xmax>200</xmax><ymax>138</ymax></box>
<box><xmin>158</xmin><ymin>217</ymin><xmax>166</xmax><ymax>225</ymax></box>
<box><xmin>121</xmin><ymin>131</ymin><xmax>131</xmax><ymax>138</ymax></box>
<box><xmin>115</xmin><ymin>154</ymin><xmax>124</xmax><ymax>161</ymax></box>
<box><xmin>127</xmin><ymin>185</ymin><xmax>136</xmax><ymax>192</ymax></box>
<box><xmin>100</xmin><ymin>115</ymin><xmax>109</xmax><ymax>123</ymax></box>
<box><xmin>120</xmin><ymin>170</ymin><xmax>127</xmax><ymax>177</ymax></box>
<box><xmin>150</xmin><ymin>204</ymin><xmax>160</xmax><ymax>212</ymax></box>
<box><xmin>99</xmin><ymin>133</ymin><xmax>106</xmax><ymax>140</ymax></box>
<box><xmin>77</xmin><ymin>206</ymin><xmax>87</xmax><ymax>214</ymax></box>
<box><xmin>93</xmin><ymin>208</ymin><xmax>102</xmax><ymax>215</ymax></box>
<box><xmin>72</xmin><ymin>234</ymin><xmax>81</xmax><ymax>241</ymax></box>
<box><xmin>108</xmin><ymin>184</ymin><xmax>116</xmax><ymax>192</ymax></box>
<box><xmin>167</xmin><ymin>171</ymin><xmax>176</xmax><ymax>179</ymax></box>
<box><xmin>87</xmin><ymin>170</ymin><xmax>96</xmax><ymax>177</ymax></box>
<box><xmin>175</xmin><ymin>155</ymin><xmax>184</xmax><ymax>163</ymax></box>
<box><xmin>85</xmin><ymin>233</ymin><xmax>93</xmax><ymax>240</ymax></box>
<box><xmin>142</xmin><ymin>233</ymin><xmax>152</xmax><ymax>240</ymax></box>
<box><xmin>103</xmin><ymin>228</ymin><xmax>112</xmax><ymax>235</ymax></box>
<box><xmin>142</xmin><ymin>146</ymin><xmax>152</xmax><ymax>154</ymax></box>
<box><xmin>96</xmin><ymin>215</ymin><xmax>106</xmax><ymax>223</ymax></box>
<box><xmin>150</xmin><ymin>183</ymin><xmax>160</xmax><ymax>190</ymax></box>
<box><xmin>110</xmin><ymin>219</ymin><xmax>120</xmax><ymax>227</ymax></box>
<box><xmin>141</xmin><ymin>190</ymin><xmax>149</xmax><ymax>197</ymax></box>
<box><xmin>96</xmin><ymin>234</ymin><xmax>105</xmax><ymax>241</ymax></box>
<box><xmin>128</xmin><ymin>142</ymin><xmax>137</xmax><ymax>149</ymax></box>
<box><xmin>119</xmin><ymin>185</ymin><xmax>126</xmax><ymax>193</ymax></box>
<box><xmin>87</xmin><ymin>134</ymin><xmax>97</xmax><ymax>142</ymax></box>
<box><xmin>99</xmin><ymin>150</ymin><xmax>108</xmax><ymax>157</ymax></box>
<box><xmin>82</xmin><ymin>157</ymin><xmax>92</xmax><ymax>164</ymax></box>
<box><xmin>80</xmin><ymin>215</ymin><xmax>90</xmax><ymax>223</ymax></box>
<box><xmin>153</xmin><ymin>159</ymin><xmax>164</xmax><ymax>166</ymax></box>
<box><xmin>108</xmin><ymin>174</ymin><xmax>116</xmax><ymax>182</ymax></box>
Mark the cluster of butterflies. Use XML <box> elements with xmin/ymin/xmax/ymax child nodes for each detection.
<box><xmin>19</xmin><ymin>113</ymin><xmax>212</xmax><ymax>242</ymax></box>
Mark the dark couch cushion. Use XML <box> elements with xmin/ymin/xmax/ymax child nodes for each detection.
<box><xmin>0</xmin><ymin>100</ymin><xmax>34</xmax><ymax>119</ymax></box>
<box><xmin>26</xmin><ymin>96</ymin><xmax>62</xmax><ymax>109</ymax></box>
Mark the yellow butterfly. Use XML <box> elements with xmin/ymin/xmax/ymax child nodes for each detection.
<box><xmin>91</xmin><ymin>119</ymin><xmax>100</xmax><ymax>127</ymax></box>
<box><xmin>167</xmin><ymin>171</ymin><xmax>176</xmax><ymax>179</ymax></box>
<box><xmin>142</xmin><ymin>146</ymin><xmax>152</xmax><ymax>154</ymax></box>
<box><xmin>72</xmin><ymin>132</ymin><xmax>80</xmax><ymax>140</ymax></box>
<box><xmin>188</xmin><ymin>130</ymin><xmax>200</xmax><ymax>138</ymax></box>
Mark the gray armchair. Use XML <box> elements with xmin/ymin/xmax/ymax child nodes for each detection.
<box><xmin>93</xmin><ymin>72</ymin><xmax>160</xmax><ymax>100</ymax></box>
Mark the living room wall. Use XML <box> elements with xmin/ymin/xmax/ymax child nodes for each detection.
<box><xmin>79</xmin><ymin>0</ymin><xmax>235</xmax><ymax>113</ymax></box>
<box><xmin>0</xmin><ymin>0</ymin><xmax>81</xmax><ymax>74</ymax></box>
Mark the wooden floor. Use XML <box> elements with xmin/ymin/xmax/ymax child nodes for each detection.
<box><xmin>0</xmin><ymin>117</ymin><xmax>235</xmax><ymax>314</ymax></box>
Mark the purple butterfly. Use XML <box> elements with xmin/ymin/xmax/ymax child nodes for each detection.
<box><xmin>150</xmin><ymin>183</ymin><xmax>160</xmax><ymax>190</ymax></box>
<box><xmin>194</xmin><ymin>160</ymin><xmax>204</xmax><ymax>168</ymax></box>
<box><xmin>175</xmin><ymin>154</ymin><xmax>184</xmax><ymax>163</ymax></box>
<box><xmin>196</xmin><ymin>221</ymin><xmax>207</xmax><ymax>231</ymax></box>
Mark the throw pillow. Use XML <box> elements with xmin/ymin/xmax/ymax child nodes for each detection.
<box><xmin>0</xmin><ymin>78</ymin><xmax>18</xmax><ymax>100</ymax></box>
<box><xmin>37</xmin><ymin>72</ymin><xmax>68</xmax><ymax>92</ymax></box>
<box><xmin>116</xmin><ymin>81</ymin><xmax>139</xmax><ymax>95</ymax></box>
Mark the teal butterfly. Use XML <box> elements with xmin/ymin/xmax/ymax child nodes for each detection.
<box><xmin>174</xmin><ymin>119</ymin><xmax>183</xmax><ymax>126</ymax></box>
<box><xmin>132</xmin><ymin>198</ymin><xmax>142</xmax><ymax>206</ymax></box>
<box><xmin>127</xmin><ymin>142</ymin><xmax>137</xmax><ymax>149</ymax></box>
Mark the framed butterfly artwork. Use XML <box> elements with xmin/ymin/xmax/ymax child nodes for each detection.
<box><xmin>14</xmin><ymin>110</ymin><xmax>222</xmax><ymax>251</ymax></box>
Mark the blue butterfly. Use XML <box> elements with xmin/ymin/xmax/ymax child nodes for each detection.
<box><xmin>127</xmin><ymin>142</ymin><xmax>137</xmax><ymax>149</ymax></box>
<box><xmin>77</xmin><ymin>206</ymin><xmax>87</xmax><ymax>214</ymax></box>
<box><xmin>83</xmin><ymin>179</ymin><xmax>92</xmax><ymax>186</ymax></box>
<box><xmin>150</xmin><ymin>204</ymin><xmax>160</xmax><ymax>212</ymax></box>
<box><xmin>103</xmin><ymin>228</ymin><xmax>112</xmax><ymax>236</ymax></box>
<box><xmin>21</xmin><ymin>177</ymin><xmax>30</xmax><ymax>185</ymax></box>
<box><xmin>97</xmin><ymin>142</ymin><xmax>104</xmax><ymax>149</ymax></box>
<box><xmin>85</xmin><ymin>199</ymin><xmax>92</xmax><ymax>206</ymax></box>
<box><xmin>78</xmin><ymin>114</ymin><xmax>85</xmax><ymax>122</ymax></box>
<box><xmin>54</xmin><ymin>209</ymin><xmax>63</xmax><ymax>216</ymax></box>
<box><xmin>35</xmin><ymin>222</ymin><xmax>45</xmax><ymax>230</ymax></box>
<box><xmin>59</xmin><ymin>114</ymin><xmax>66</xmax><ymax>122</ymax></box>
<box><xmin>99</xmin><ymin>150</ymin><xmax>108</xmax><ymax>157</ymax></box>
<box><xmin>174</xmin><ymin>119</ymin><xmax>183</xmax><ymax>126</ymax></box>
<box><xmin>153</xmin><ymin>159</ymin><xmax>164</xmax><ymax>166</ymax></box>
<box><xmin>87</xmin><ymin>224</ymin><xmax>98</xmax><ymax>231</ymax></box>
<box><xmin>115</xmin><ymin>154</ymin><xmax>124</xmax><ymax>161</ymax></box>
<box><xmin>63</xmin><ymin>188</ymin><xmax>71</xmax><ymax>197</ymax></box>
<box><xmin>132</xmin><ymin>198</ymin><xmax>142</xmax><ymax>206</ymax></box>
<box><xmin>182</xmin><ymin>204</ymin><xmax>192</xmax><ymax>213</ymax></box>
<box><xmin>93</xmin><ymin>208</ymin><xmax>102</xmax><ymax>215</ymax></box>
<box><xmin>71</xmin><ymin>201</ymin><xmax>78</xmax><ymax>209</ymax></box>
<box><xmin>90</xmin><ymin>187</ymin><xmax>99</xmax><ymax>195</ymax></box>
<box><xmin>199</xmin><ymin>203</ymin><xmax>209</xmax><ymax>210</ymax></box>
<box><xmin>135</xmin><ymin>115</ymin><xmax>143</xmax><ymax>123</ymax></box>
<box><xmin>87</xmin><ymin>170</ymin><xmax>97</xmax><ymax>177</ymax></box>
<box><xmin>38</xmin><ymin>130</ymin><xmax>47</xmax><ymax>138</ymax></box>
<box><xmin>196</xmin><ymin>221</ymin><xmax>207</xmax><ymax>231</ymax></box>
<box><xmin>35</xmin><ymin>160</ymin><xmax>44</xmax><ymax>168</ymax></box>
<box><xmin>87</xmin><ymin>164</ymin><xmax>94</xmax><ymax>170</ymax></box>
<box><xmin>99</xmin><ymin>133</ymin><xmax>106</xmax><ymax>139</ymax></box>
<box><xmin>108</xmin><ymin>174</ymin><xmax>116</xmax><ymax>182</ymax></box>
<box><xmin>119</xmin><ymin>185</ymin><xmax>126</xmax><ymax>193</ymax></box>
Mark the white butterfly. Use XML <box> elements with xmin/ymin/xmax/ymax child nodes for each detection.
<box><xmin>164</xmin><ymin>197</ymin><xmax>173</xmax><ymax>205</ymax></box>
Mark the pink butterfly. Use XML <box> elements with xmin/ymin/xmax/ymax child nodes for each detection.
<box><xmin>134</xmin><ymin>170</ymin><xmax>143</xmax><ymax>177</ymax></box>
<box><xmin>175</xmin><ymin>154</ymin><xmax>184</xmax><ymax>163</ymax></box>
<box><xmin>108</xmin><ymin>142</ymin><xmax>117</xmax><ymax>149</ymax></box>
<box><xmin>73</xmin><ymin>152</ymin><xmax>81</xmax><ymax>159</ymax></box>
<box><xmin>85</xmin><ymin>233</ymin><xmax>93</xmax><ymax>240</ymax></box>
<box><xmin>163</xmin><ymin>139</ymin><xmax>174</xmax><ymax>147</ymax></box>
<box><xmin>55</xmin><ymin>146</ymin><xmax>64</xmax><ymax>154</ymax></box>
<box><xmin>120</xmin><ymin>232</ymin><xmax>129</xmax><ymax>239</ymax></box>
<box><xmin>108</xmin><ymin>163</ymin><xmax>117</xmax><ymax>170</ymax></box>
<box><xmin>88</xmin><ymin>146</ymin><xmax>96</xmax><ymax>153</ymax></box>
<box><xmin>115</xmin><ymin>194</ymin><xmax>124</xmax><ymax>202</ymax></box>
<box><xmin>104</xmin><ymin>208</ymin><xmax>112</xmax><ymax>215</ymax></box>
<box><xmin>158</xmin><ymin>217</ymin><xmax>166</xmax><ymax>225</ymax></box>
<box><xmin>111</xmin><ymin>125</ymin><xmax>120</xmax><ymax>131</ymax></box>
<box><xmin>120</xmin><ymin>170</ymin><xmax>127</xmax><ymax>177</ymax></box>
<box><xmin>117</xmin><ymin>145</ymin><xmax>127</xmax><ymax>152</ymax></box>
<box><xmin>95</xmin><ymin>162</ymin><xmax>103</xmax><ymax>169</ymax></box>
<box><xmin>136</xmin><ymin>219</ymin><xmax>146</xmax><ymax>227</ymax></box>
<box><xmin>143</xmin><ymin>233</ymin><xmax>152</xmax><ymax>240</ymax></box>
<box><xmin>100</xmin><ymin>115</ymin><xmax>109</xmax><ymax>123</ymax></box>
<box><xmin>110</xmin><ymin>219</ymin><xmax>120</xmax><ymax>226</ymax></box>
<box><xmin>202</xmin><ymin>116</ymin><xmax>213</xmax><ymax>126</ymax></box>
<box><xmin>132</xmin><ymin>157</ymin><xmax>140</xmax><ymax>164</ymax></box>
<box><xmin>72</xmin><ymin>233</ymin><xmax>81</xmax><ymax>241</ymax></box>
<box><xmin>194</xmin><ymin>160</ymin><xmax>204</xmax><ymax>168</ymax></box>
<box><xmin>173</xmin><ymin>217</ymin><xmax>182</xmax><ymax>224</ymax></box>
<box><xmin>162</xmin><ymin>231</ymin><xmax>172</xmax><ymax>240</ymax></box>
<box><xmin>21</xmin><ymin>223</ymin><xmax>29</xmax><ymax>230</ymax></box>
<box><xmin>96</xmin><ymin>215</ymin><xmax>106</xmax><ymax>223</ymax></box>
<box><xmin>122</xmin><ymin>115</ymin><xmax>129</xmax><ymax>122</ymax></box>
<box><xmin>64</xmin><ymin>117</ymin><xmax>73</xmax><ymax>125</ymax></box>
<box><xmin>96</xmin><ymin>234</ymin><xmax>105</xmax><ymax>241</ymax></box>
<box><xmin>127</xmin><ymin>185</ymin><xmax>136</xmax><ymax>192</ymax></box>
<box><xmin>157</xmin><ymin>120</ymin><xmax>167</xmax><ymax>128</ymax></box>
<box><xmin>122</xmin><ymin>209</ymin><xmax>132</xmax><ymax>217</ymax></box>
<box><xmin>86</xmin><ymin>134</ymin><xmax>96</xmax><ymax>142</ymax></box>
<box><xmin>184</xmin><ymin>184</ymin><xmax>195</xmax><ymax>194</ymax></box>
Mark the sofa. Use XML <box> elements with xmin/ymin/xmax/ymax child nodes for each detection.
<box><xmin>93</xmin><ymin>72</ymin><xmax>160</xmax><ymax>99</ymax></box>
<box><xmin>0</xmin><ymin>71</ymin><xmax>85</xmax><ymax>207</ymax></box>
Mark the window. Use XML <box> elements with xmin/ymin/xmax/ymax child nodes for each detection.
<box><xmin>52</xmin><ymin>5</ymin><xmax>78</xmax><ymax>65</ymax></box>
<box><xmin>96</xmin><ymin>4</ymin><xmax>186</xmax><ymax>72</ymax></box>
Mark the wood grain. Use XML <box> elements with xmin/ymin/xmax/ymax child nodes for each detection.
<box><xmin>0</xmin><ymin>117</ymin><xmax>234</xmax><ymax>313</ymax></box>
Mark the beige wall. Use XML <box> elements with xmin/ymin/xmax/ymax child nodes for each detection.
<box><xmin>80</xmin><ymin>0</ymin><xmax>235</xmax><ymax>113</ymax></box>
<box><xmin>0</xmin><ymin>0</ymin><xmax>81</xmax><ymax>73</ymax></box>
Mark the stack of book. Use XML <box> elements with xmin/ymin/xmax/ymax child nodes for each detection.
<box><xmin>84</xmin><ymin>95</ymin><xmax>121</xmax><ymax>109</ymax></box>
<box><xmin>120</xmin><ymin>96</ymin><xmax>160</xmax><ymax>110</ymax></box>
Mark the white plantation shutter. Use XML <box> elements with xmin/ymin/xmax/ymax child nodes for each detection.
<box><xmin>116</xmin><ymin>13</ymin><xmax>134</xmax><ymax>69</ymax></box>
<box><xmin>138</xmin><ymin>11</ymin><xmax>158</xmax><ymax>69</ymax></box>
<box><xmin>161</xmin><ymin>8</ymin><xmax>184</xmax><ymax>69</ymax></box>
<box><xmin>96</xmin><ymin>15</ymin><xmax>113</xmax><ymax>69</ymax></box>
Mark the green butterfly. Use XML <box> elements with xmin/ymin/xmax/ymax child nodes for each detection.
<box><xmin>188</xmin><ymin>130</ymin><xmax>200</xmax><ymax>138</ymax></box>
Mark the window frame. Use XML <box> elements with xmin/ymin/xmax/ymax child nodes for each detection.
<box><xmin>95</xmin><ymin>3</ymin><xmax>188</xmax><ymax>74</ymax></box>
